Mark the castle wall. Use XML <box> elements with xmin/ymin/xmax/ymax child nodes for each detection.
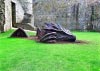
<box><xmin>19</xmin><ymin>0</ymin><xmax>34</xmax><ymax>27</ymax></box>
<box><xmin>12</xmin><ymin>0</ymin><xmax>24</xmax><ymax>23</ymax></box>
<box><xmin>0</xmin><ymin>0</ymin><xmax>5</xmax><ymax>32</ymax></box>
<box><xmin>4</xmin><ymin>0</ymin><xmax>25</xmax><ymax>31</ymax></box>
<box><xmin>33</xmin><ymin>0</ymin><xmax>100</xmax><ymax>31</ymax></box>
<box><xmin>0</xmin><ymin>0</ymin><xmax>34</xmax><ymax>32</ymax></box>
<box><xmin>4</xmin><ymin>0</ymin><xmax>12</xmax><ymax>31</ymax></box>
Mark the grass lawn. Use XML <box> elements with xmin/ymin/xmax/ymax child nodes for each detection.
<box><xmin>0</xmin><ymin>30</ymin><xmax>100</xmax><ymax>71</ymax></box>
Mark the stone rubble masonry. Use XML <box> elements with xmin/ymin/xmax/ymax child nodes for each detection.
<box><xmin>19</xmin><ymin>0</ymin><xmax>34</xmax><ymax>28</ymax></box>
<box><xmin>33</xmin><ymin>0</ymin><xmax>100</xmax><ymax>31</ymax></box>
<box><xmin>4</xmin><ymin>0</ymin><xmax>12</xmax><ymax>32</ymax></box>
<box><xmin>0</xmin><ymin>0</ymin><xmax>34</xmax><ymax>32</ymax></box>
<box><xmin>0</xmin><ymin>0</ymin><xmax>5</xmax><ymax>32</ymax></box>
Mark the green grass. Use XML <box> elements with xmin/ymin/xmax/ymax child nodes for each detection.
<box><xmin>0</xmin><ymin>30</ymin><xmax>100</xmax><ymax>71</ymax></box>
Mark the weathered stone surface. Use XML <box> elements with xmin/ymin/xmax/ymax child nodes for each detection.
<box><xmin>0</xmin><ymin>0</ymin><xmax>5</xmax><ymax>33</ymax></box>
<box><xmin>33</xmin><ymin>0</ymin><xmax>100</xmax><ymax>31</ymax></box>
<box><xmin>16</xmin><ymin>23</ymin><xmax>34</xmax><ymax>31</ymax></box>
<box><xmin>0</xmin><ymin>0</ymin><xmax>34</xmax><ymax>32</ymax></box>
<box><xmin>36</xmin><ymin>23</ymin><xmax>76</xmax><ymax>43</ymax></box>
<box><xmin>18</xmin><ymin>0</ymin><xmax>34</xmax><ymax>27</ymax></box>
<box><xmin>12</xmin><ymin>0</ymin><xmax>24</xmax><ymax>23</ymax></box>
<box><xmin>10</xmin><ymin>28</ymin><xmax>28</xmax><ymax>37</ymax></box>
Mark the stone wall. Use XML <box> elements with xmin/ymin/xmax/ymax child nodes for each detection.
<box><xmin>0</xmin><ymin>0</ymin><xmax>5</xmax><ymax>32</ymax></box>
<box><xmin>4</xmin><ymin>0</ymin><xmax>24</xmax><ymax>31</ymax></box>
<box><xmin>12</xmin><ymin>0</ymin><xmax>24</xmax><ymax>23</ymax></box>
<box><xmin>0</xmin><ymin>0</ymin><xmax>34</xmax><ymax>32</ymax></box>
<box><xmin>19</xmin><ymin>0</ymin><xmax>34</xmax><ymax>27</ymax></box>
<box><xmin>33</xmin><ymin>0</ymin><xmax>100</xmax><ymax>31</ymax></box>
<box><xmin>4</xmin><ymin>0</ymin><xmax>12</xmax><ymax>31</ymax></box>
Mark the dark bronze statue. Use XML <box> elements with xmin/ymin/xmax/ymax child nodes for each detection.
<box><xmin>10</xmin><ymin>28</ymin><xmax>28</xmax><ymax>38</ymax></box>
<box><xmin>36</xmin><ymin>23</ymin><xmax>76</xmax><ymax>43</ymax></box>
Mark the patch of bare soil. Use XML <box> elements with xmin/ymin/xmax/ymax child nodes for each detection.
<box><xmin>27</xmin><ymin>36</ymin><xmax>89</xmax><ymax>44</ymax></box>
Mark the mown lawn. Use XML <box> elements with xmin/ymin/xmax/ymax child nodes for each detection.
<box><xmin>0</xmin><ymin>30</ymin><xmax>100</xmax><ymax>71</ymax></box>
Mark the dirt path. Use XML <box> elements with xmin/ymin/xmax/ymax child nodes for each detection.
<box><xmin>27</xmin><ymin>36</ymin><xmax>89</xmax><ymax>44</ymax></box>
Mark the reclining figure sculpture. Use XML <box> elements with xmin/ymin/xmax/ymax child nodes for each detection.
<box><xmin>36</xmin><ymin>23</ymin><xmax>76</xmax><ymax>43</ymax></box>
